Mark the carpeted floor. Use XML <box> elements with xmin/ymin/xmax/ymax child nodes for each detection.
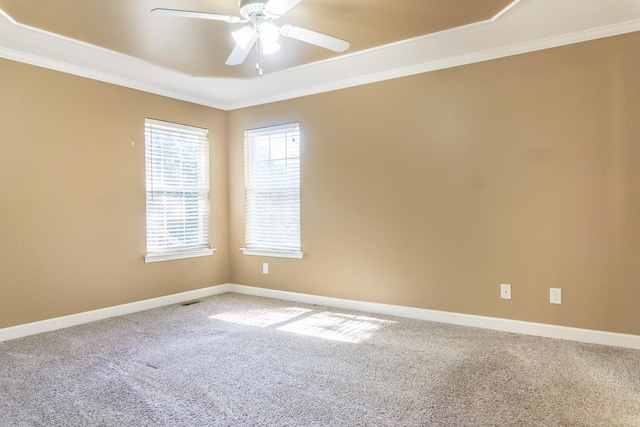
<box><xmin>1</xmin><ymin>293</ymin><xmax>639</xmax><ymax>426</ymax></box>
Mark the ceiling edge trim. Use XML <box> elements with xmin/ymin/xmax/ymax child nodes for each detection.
<box><xmin>0</xmin><ymin>46</ymin><xmax>226</xmax><ymax>109</ymax></box>
<box><xmin>0</xmin><ymin>8</ymin><xmax>228</xmax><ymax>109</ymax></box>
<box><xmin>2</xmin><ymin>6</ymin><xmax>639</xmax><ymax>112</ymax></box>
<box><xmin>224</xmin><ymin>19</ymin><xmax>640</xmax><ymax>110</ymax></box>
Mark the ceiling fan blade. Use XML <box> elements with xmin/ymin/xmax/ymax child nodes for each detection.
<box><xmin>280</xmin><ymin>25</ymin><xmax>350</xmax><ymax>52</ymax></box>
<box><xmin>225</xmin><ymin>36</ymin><xmax>258</xmax><ymax>66</ymax></box>
<box><xmin>151</xmin><ymin>8</ymin><xmax>241</xmax><ymax>23</ymax></box>
<box><xmin>264</xmin><ymin>0</ymin><xmax>302</xmax><ymax>17</ymax></box>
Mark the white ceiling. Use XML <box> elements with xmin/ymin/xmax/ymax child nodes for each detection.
<box><xmin>1</xmin><ymin>0</ymin><xmax>639</xmax><ymax>111</ymax></box>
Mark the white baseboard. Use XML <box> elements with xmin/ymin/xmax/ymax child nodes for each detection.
<box><xmin>0</xmin><ymin>284</ymin><xmax>231</xmax><ymax>342</ymax></box>
<box><xmin>228</xmin><ymin>284</ymin><xmax>640</xmax><ymax>350</ymax></box>
<box><xmin>2</xmin><ymin>282</ymin><xmax>639</xmax><ymax>350</ymax></box>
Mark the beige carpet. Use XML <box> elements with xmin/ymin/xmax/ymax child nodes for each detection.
<box><xmin>1</xmin><ymin>293</ymin><xmax>639</xmax><ymax>426</ymax></box>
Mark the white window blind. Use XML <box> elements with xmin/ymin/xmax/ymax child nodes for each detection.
<box><xmin>244</xmin><ymin>123</ymin><xmax>301</xmax><ymax>255</ymax></box>
<box><xmin>145</xmin><ymin>119</ymin><xmax>210</xmax><ymax>258</ymax></box>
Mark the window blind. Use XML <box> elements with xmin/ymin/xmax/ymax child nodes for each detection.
<box><xmin>244</xmin><ymin>123</ymin><xmax>301</xmax><ymax>253</ymax></box>
<box><xmin>145</xmin><ymin>119</ymin><xmax>210</xmax><ymax>255</ymax></box>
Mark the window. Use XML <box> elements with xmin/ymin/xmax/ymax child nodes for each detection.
<box><xmin>242</xmin><ymin>123</ymin><xmax>302</xmax><ymax>258</ymax></box>
<box><xmin>144</xmin><ymin>119</ymin><xmax>213</xmax><ymax>262</ymax></box>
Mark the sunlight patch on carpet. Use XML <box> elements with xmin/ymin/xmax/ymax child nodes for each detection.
<box><xmin>209</xmin><ymin>307</ymin><xmax>395</xmax><ymax>343</ymax></box>
<box><xmin>209</xmin><ymin>307</ymin><xmax>312</xmax><ymax>327</ymax></box>
<box><xmin>277</xmin><ymin>312</ymin><xmax>396</xmax><ymax>343</ymax></box>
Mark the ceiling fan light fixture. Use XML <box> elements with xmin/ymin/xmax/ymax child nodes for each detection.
<box><xmin>261</xmin><ymin>38</ymin><xmax>280</xmax><ymax>55</ymax></box>
<box><xmin>259</xmin><ymin>21</ymin><xmax>280</xmax><ymax>43</ymax></box>
<box><xmin>232</xmin><ymin>25</ymin><xmax>255</xmax><ymax>49</ymax></box>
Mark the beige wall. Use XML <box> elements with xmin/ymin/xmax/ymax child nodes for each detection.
<box><xmin>0</xmin><ymin>59</ymin><xmax>229</xmax><ymax>328</ymax></box>
<box><xmin>228</xmin><ymin>32</ymin><xmax>640</xmax><ymax>335</ymax></box>
<box><xmin>2</xmin><ymin>32</ymin><xmax>638</xmax><ymax>336</ymax></box>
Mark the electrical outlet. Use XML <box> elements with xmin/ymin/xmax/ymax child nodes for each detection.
<box><xmin>262</xmin><ymin>263</ymin><xmax>269</xmax><ymax>274</ymax></box>
<box><xmin>550</xmin><ymin>288</ymin><xmax>562</xmax><ymax>304</ymax></box>
<box><xmin>501</xmin><ymin>284</ymin><xmax>511</xmax><ymax>300</ymax></box>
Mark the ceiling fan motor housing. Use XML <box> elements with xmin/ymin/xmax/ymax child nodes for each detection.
<box><xmin>238</xmin><ymin>0</ymin><xmax>268</xmax><ymax>19</ymax></box>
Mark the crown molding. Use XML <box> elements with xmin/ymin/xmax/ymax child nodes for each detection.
<box><xmin>1</xmin><ymin>2</ymin><xmax>640</xmax><ymax>110</ymax></box>
<box><xmin>226</xmin><ymin>18</ymin><xmax>640</xmax><ymax>110</ymax></box>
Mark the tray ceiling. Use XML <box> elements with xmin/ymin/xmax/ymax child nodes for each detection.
<box><xmin>1</xmin><ymin>1</ymin><xmax>639</xmax><ymax>109</ymax></box>
<box><xmin>0</xmin><ymin>0</ymin><xmax>511</xmax><ymax>77</ymax></box>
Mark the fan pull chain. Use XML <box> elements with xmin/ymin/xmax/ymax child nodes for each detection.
<box><xmin>255</xmin><ymin>31</ymin><xmax>264</xmax><ymax>76</ymax></box>
<box><xmin>256</xmin><ymin>37</ymin><xmax>259</xmax><ymax>72</ymax></box>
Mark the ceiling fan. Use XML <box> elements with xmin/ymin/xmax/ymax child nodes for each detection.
<box><xmin>152</xmin><ymin>0</ymin><xmax>350</xmax><ymax>75</ymax></box>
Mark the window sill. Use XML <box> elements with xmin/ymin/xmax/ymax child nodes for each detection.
<box><xmin>144</xmin><ymin>248</ymin><xmax>216</xmax><ymax>263</ymax></box>
<box><xmin>240</xmin><ymin>248</ymin><xmax>304</xmax><ymax>259</ymax></box>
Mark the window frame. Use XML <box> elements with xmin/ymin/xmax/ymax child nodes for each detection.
<box><xmin>241</xmin><ymin>122</ymin><xmax>303</xmax><ymax>259</ymax></box>
<box><xmin>143</xmin><ymin>118</ymin><xmax>215</xmax><ymax>263</ymax></box>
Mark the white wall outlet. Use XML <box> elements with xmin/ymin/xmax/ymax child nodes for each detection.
<box><xmin>501</xmin><ymin>284</ymin><xmax>511</xmax><ymax>300</ymax></box>
<box><xmin>262</xmin><ymin>263</ymin><xmax>269</xmax><ymax>274</ymax></box>
<box><xmin>550</xmin><ymin>288</ymin><xmax>562</xmax><ymax>304</ymax></box>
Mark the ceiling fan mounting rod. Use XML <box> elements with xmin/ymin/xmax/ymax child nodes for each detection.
<box><xmin>239</xmin><ymin>0</ymin><xmax>272</xmax><ymax>19</ymax></box>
